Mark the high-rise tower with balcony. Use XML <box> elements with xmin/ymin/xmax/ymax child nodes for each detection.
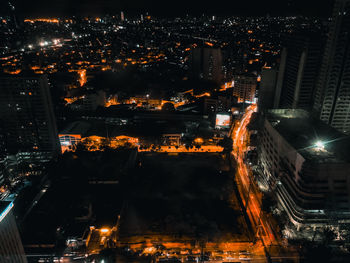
<box><xmin>313</xmin><ymin>0</ymin><xmax>350</xmax><ymax>134</ymax></box>
<box><xmin>0</xmin><ymin>73</ymin><xmax>60</xmax><ymax>158</ymax></box>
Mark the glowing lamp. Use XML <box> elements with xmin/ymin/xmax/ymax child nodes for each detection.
<box><xmin>100</xmin><ymin>228</ymin><xmax>110</xmax><ymax>233</ymax></box>
<box><xmin>315</xmin><ymin>140</ymin><xmax>325</xmax><ymax>149</ymax></box>
<box><xmin>194</xmin><ymin>138</ymin><xmax>203</xmax><ymax>144</ymax></box>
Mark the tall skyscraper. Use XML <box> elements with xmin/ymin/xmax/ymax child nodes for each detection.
<box><xmin>313</xmin><ymin>0</ymin><xmax>350</xmax><ymax>134</ymax></box>
<box><xmin>275</xmin><ymin>32</ymin><xmax>324</xmax><ymax>110</ymax></box>
<box><xmin>8</xmin><ymin>1</ymin><xmax>19</xmax><ymax>30</ymax></box>
<box><xmin>0</xmin><ymin>74</ymin><xmax>60</xmax><ymax>157</ymax></box>
<box><xmin>258</xmin><ymin>67</ymin><xmax>278</xmax><ymax>112</ymax></box>
<box><xmin>120</xmin><ymin>11</ymin><xmax>125</xmax><ymax>22</ymax></box>
<box><xmin>0</xmin><ymin>201</ymin><xmax>27</xmax><ymax>263</ymax></box>
<box><xmin>190</xmin><ymin>47</ymin><xmax>223</xmax><ymax>85</ymax></box>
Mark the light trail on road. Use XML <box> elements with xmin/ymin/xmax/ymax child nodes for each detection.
<box><xmin>231</xmin><ymin>104</ymin><xmax>276</xmax><ymax>247</ymax></box>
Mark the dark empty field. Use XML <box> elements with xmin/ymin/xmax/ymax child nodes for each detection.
<box><xmin>118</xmin><ymin>153</ymin><xmax>250</xmax><ymax>244</ymax></box>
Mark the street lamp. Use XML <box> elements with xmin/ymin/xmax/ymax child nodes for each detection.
<box><xmin>314</xmin><ymin>140</ymin><xmax>325</xmax><ymax>150</ymax></box>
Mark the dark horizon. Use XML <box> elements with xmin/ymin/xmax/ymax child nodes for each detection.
<box><xmin>2</xmin><ymin>0</ymin><xmax>334</xmax><ymax>17</ymax></box>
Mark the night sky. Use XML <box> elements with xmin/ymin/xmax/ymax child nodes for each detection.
<box><xmin>3</xmin><ymin>0</ymin><xmax>334</xmax><ymax>17</ymax></box>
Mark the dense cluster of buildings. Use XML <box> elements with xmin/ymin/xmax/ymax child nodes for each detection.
<box><xmin>0</xmin><ymin>9</ymin><xmax>271</xmax><ymax>261</ymax></box>
<box><xmin>257</xmin><ymin>0</ymin><xmax>350</xmax><ymax>233</ymax></box>
<box><xmin>0</xmin><ymin>0</ymin><xmax>349</xmax><ymax>260</ymax></box>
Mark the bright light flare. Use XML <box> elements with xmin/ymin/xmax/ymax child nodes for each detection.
<box><xmin>315</xmin><ymin>140</ymin><xmax>325</xmax><ymax>149</ymax></box>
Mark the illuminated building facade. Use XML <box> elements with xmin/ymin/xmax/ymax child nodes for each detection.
<box><xmin>190</xmin><ymin>47</ymin><xmax>223</xmax><ymax>84</ymax></box>
<box><xmin>59</xmin><ymin>134</ymin><xmax>82</xmax><ymax>152</ymax></box>
<box><xmin>58</xmin><ymin>121</ymin><xmax>91</xmax><ymax>152</ymax></box>
<box><xmin>232</xmin><ymin>74</ymin><xmax>257</xmax><ymax>103</ymax></box>
<box><xmin>259</xmin><ymin>109</ymin><xmax>350</xmax><ymax>229</ymax></box>
<box><xmin>313</xmin><ymin>0</ymin><xmax>350</xmax><ymax>134</ymax></box>
<box><xmin>0</xmin><ymin>201</ymin><xmax>27</xmax><ymax>263</ymax></box>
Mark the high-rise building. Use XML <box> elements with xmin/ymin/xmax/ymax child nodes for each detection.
<box><xmin>258</xmin><ymin>67</ymin><xmax>278</xmax><ymax>112</ymax></box>
<box><xmin>0</xmin><ymin>74</ymin><xmax>60</xmax><ymax>157</ymax></box>
<box><xmin>232</xmin><ymin>73</ymin><xmax>257</xmax><ymax>103</ymax></box>
<box><xmin>275</xmin><ymin>32</ymin><xmax>324</xmax><ymax>110</ymax></box>
<box><xmin>190</xmin><ymin>47</ymin><xmax>223</xmax><ymax>85</ymax></box>
<box><xmin>8</xmin><ymin>1</ymin><xmax>18</xmax><ymax>30</ymax></box>
<box><xmin>0</xmin><ymin>201</ymin><xmax>27</xmax><ymax>263</ymax></box>
<box><xmin>313</xmin><ymin>0</ymin><xmax>350</xmax><ymax>134</ymax></box>
<box><xmin>120</xmin><ymin>11</ymin><xmax>125</xmax><ymax>22</ymax></box>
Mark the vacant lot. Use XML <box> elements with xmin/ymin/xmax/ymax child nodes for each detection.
<box><xmin>118</xmin><ymin>153</ymin><xmax>250</xmax><ymax>245</ymax></box>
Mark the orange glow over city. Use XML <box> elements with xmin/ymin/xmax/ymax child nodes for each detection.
<box><xmin>64</xmin><ymin>96</ymin><xmax>83</xmax><ymax>105</ymax></box>
<box><xmin>4</xmin><ymin>69</ymin><xmax>21</xmax><ymax>74</ymax></box>
<box><xmin>24</xmin><ymin>18</ymin><xmax>60</xmax><ymax>24</ymax></box>
<box><xmin>105</xmin><ymin>97</ymin><xmax>120</xmax><ymax>107</ymax></box>
<box><xmin>78</xmin><ymin>69</ymin><xmax>87</xmax><ymax>86</ymax></box>
<box><xmin>139</xmin><ymin>145</ymin><xmax>224</xmax><ymax>153</ymax></box>
<box><xmin>80</xmin><ymin>135</ymin><xmax>139</xmax><ymax>151</ymax></box>
<box><xmin>194</xmin><ymin>92</ymin><xmax>211</xmax><ymax>98</ymax></box>
<box><xmin>219</xmin><ymin>81</ymin><xmax>234</xmax><ymax>91</ymax></box>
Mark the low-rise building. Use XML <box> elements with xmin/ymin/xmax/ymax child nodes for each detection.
<box><xmin>59</xmin><ymin>121</ymin><xmax>91</xmax><ymax>152</ymax></box>
<box><xmin>259</xmin><ymin>109</ymin><xmax>350</xmax><ymax>229</ymax></box>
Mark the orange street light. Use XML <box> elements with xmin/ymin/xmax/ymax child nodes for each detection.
<box><xmin>100</xmin><ymin>228</ymin><xmax>110</xmax><ymax>234</ymax></box>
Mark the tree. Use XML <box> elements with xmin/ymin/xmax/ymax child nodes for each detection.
<box><xmin>261</xmin><ymin>193</ymin><xmax>277</xmax><ymax>213</ymax></box>
<box><xmin>322</xmin><ymin>227</ymin><xmax>336</xmax><ymax>246</ymax></box>
<box><xmin>99</xmin><ymin>248</ymin><xmax>117</xmax><ymax>263</ymax></box>
<box><xmin>100</xmin><ymin>138</ymin><xmax>111</xmax><ymax>151</ymax></box>
<box><xmin>340</xmin><ymin>223</ymin><xmax>350</xmax><ymax>244</ymax></box>
<box><xmin>218</xmin><ymin>136</ymin><xmax>233</xmax><ymax>153</ymax></box>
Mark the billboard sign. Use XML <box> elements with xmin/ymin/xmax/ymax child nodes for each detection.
<box><xmin>216</xmin><ymin>113</ymin><xmax>231</xmax><ymax>129</ymax></box>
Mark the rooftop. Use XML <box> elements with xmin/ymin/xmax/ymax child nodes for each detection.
<box><xmin>0</xmin><ymin>201</ymin><xmax>13</xmax><ymax>223</ymax></box>
<box><xmin>266</xmin><ymin>109</ymin><xmax>350</xmax><ymax>163</ymax></box>
<box><xmin>59</xmin><ymin>121</ymin><xmax>91</xmax><ymax>136</ymax></box>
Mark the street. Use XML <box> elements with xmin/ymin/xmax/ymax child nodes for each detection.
<box><xmin>230</xmin><ymin>104</ymin><xmax>299</xmax><ymax>262</ymax></box>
